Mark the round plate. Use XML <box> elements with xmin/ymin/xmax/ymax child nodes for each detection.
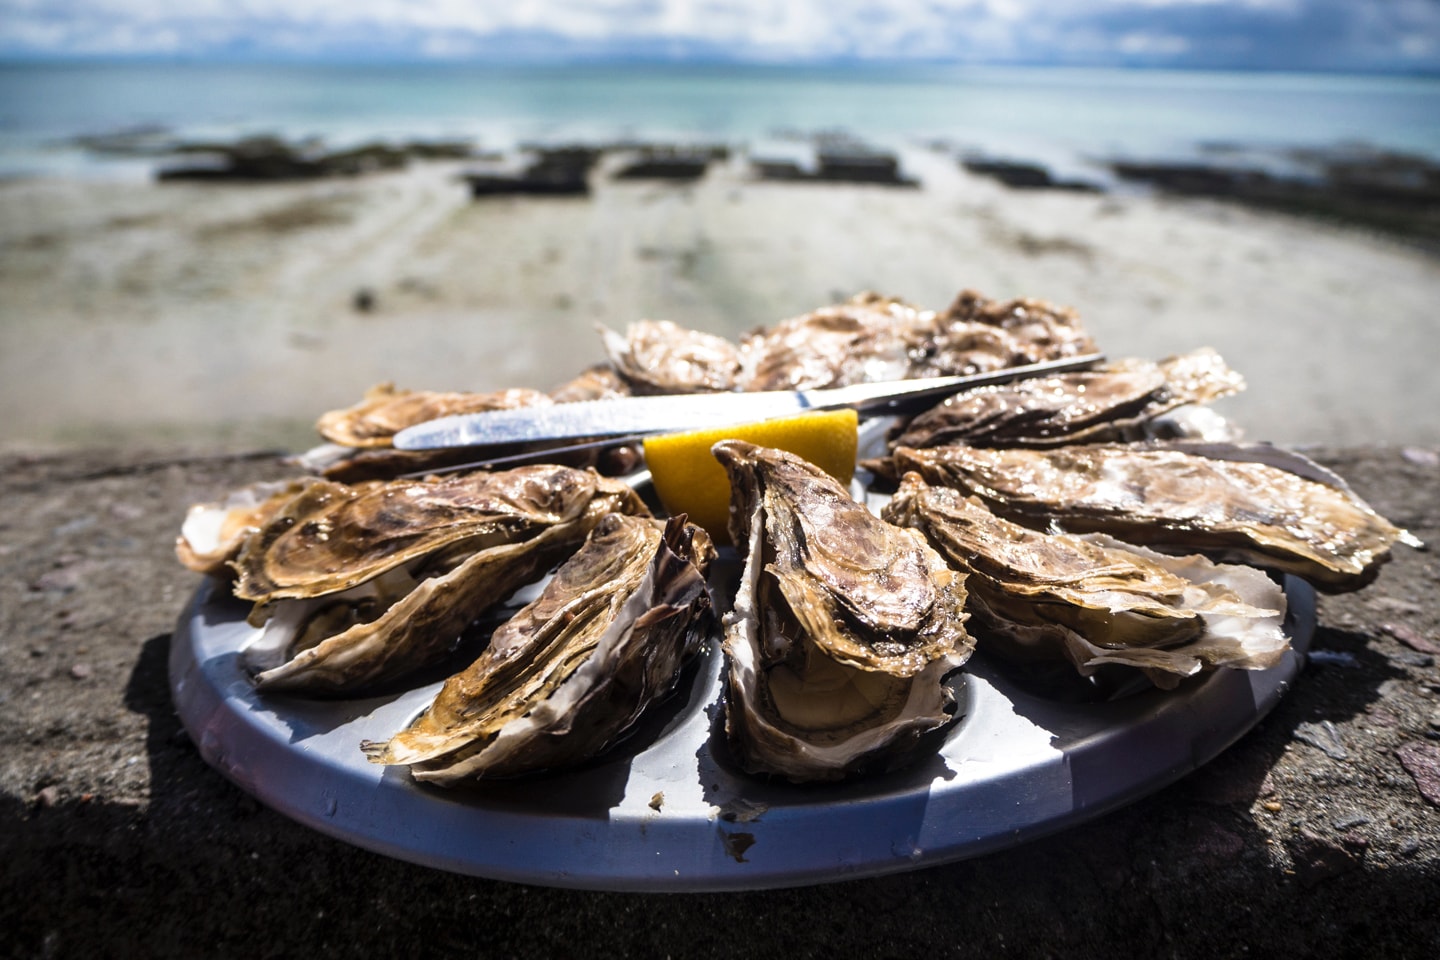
<box><xmin>170</xmin><ymin>568</ymin><xmax>1313</xmax><ymax>892</ymax></box>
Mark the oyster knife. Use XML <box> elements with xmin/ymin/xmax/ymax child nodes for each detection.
<box><xmin>393</xmin><ymin>354</ymin><xmax>1104</xmax><ymax>450</ymax></box>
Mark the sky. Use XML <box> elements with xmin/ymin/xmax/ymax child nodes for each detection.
<box><xmin>1</xmin><ymin>0</ymin><xmax>1437</xmax><ymax>73</ymax></box>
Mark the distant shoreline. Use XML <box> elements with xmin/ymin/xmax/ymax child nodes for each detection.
<box><xmin>36</xmin><ymin>127</ymin><xmax>1440</xmax><ymax>252</ymax></box>
<box><xmin>4</xmin><ymin>62</ymin><xmax>1436</xmax><ymax>178</ymax></box>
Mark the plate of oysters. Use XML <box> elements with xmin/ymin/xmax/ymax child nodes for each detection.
<box><xmin>171</xmin><ymin>289</ymin><xmax>1418</xmax><ymax>890</ymax></box>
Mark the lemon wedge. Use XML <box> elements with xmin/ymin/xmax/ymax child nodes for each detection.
<box><xmin>643</xmin><ymin>408</ymin><xmax>859</xmax><ymax>543</ymax></box>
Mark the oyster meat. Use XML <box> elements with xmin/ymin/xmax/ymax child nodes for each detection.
<box><xmin>362</xmin><ymin>513</ymin><xmax>715</xmax><ymax>782</ymax></box>
<box><xmin>882</xmin><ymin>475</ymin><xmax>1288</xmax><ymax>688</ymax></box>
<box><xmin>713</xmin><ymin>441</ymin><xmax>974</xmax><ymax>782</ymax></box>
<box><xmin>234</xmin><ymin>465</ymin><xmax>649</xmax><ymax>693</ymax></box>
<box><xmin>888</xmin><ymin>442</ymin><xmax>1420</xmax><ymax>593</ymax></box>
<box><xmin>887</xmin><ymin>348</ymin><xmax>1244</xmax><ymax>453</ymax></box>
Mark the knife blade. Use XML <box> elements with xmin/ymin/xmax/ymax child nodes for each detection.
<box><xmin>392</xmin><ymin>353</ymin><xmax>1105</xmax><ymax>451</ymax></box>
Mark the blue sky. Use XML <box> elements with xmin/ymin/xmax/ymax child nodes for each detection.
<box><xmin>2</xmin><ymin>1</ymin><xmax>1437</xmax><ymax>73</ymax></box>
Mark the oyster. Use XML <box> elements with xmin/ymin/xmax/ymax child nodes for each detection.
<box><xmin>362</xmin><ymin>513</ymin><xmax>715</xmax><ymax>782</ymax></box>
<box><xmin>175</xmin><ymin>477</ymin><xmax>323</xmax><ymax>577</ymax></box>
<box><xmin>234</xmin><ymin>465</ymin><xmax>649</xmax><ymax>693</ymax></box>
<box><xmin>546</xmin><ymin>364</ymin><xmax>644</xmax><ymax>475</ymax></box>
<box><xmin>299</xmin><ymin>383</ymin><xmax>557</xmax><ymax>483</ymax></box>
<box><xmin>600</xmin><ymin>319</ymin><xmax>742</xmax><ymax>394</ymax></box>
<box><xmin>736</xmin><ymin>289</ymin><xmax>1099</xmax><ymax>391</ymax></box>
<box><xmin>736</xmin><ymin>292</ymin><xmax>932</xmax><ymax>390</ymax></box>
<box><xmin>887</xmin><ymin>348</ymin><xmax>1244</xmax><ymax>453</ymax></box>
<box><xmin>882</xmin><ymin>475</ymin><xmax>1288</xmax><ymax>688</ymax></box>
<box><xmin>300</xmin><ymin>371</ymin><xmax>645</xmax><ymax>482</ymax></box>
<box><xmin>926</xmin><ymin>288</ymin><xmax>1098</xmax><ymax>370</ymax></box>
<box><xmin>315</xmin><ymin>382</ymin><xmax>550</xmax><ymax>449</ymax></box>
<box><xmin>713</xmin><ymin>441</ymin><xmax>974</xmax><ymax>782</ymax></box>
<box><xmin>547</xmin><ymin>363</ymin><xmax>633</xmax><ymax>403</ymax></box>
<box><xmin>888</xmin><ymin>442</ymin><xmax>1420</xmax><ymax>593</ymax></box>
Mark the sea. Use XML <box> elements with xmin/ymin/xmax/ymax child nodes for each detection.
<box><xmin>1</xmin><ymin>60</ymin><xmax>1437</xmax><ymax>181</ymax></box>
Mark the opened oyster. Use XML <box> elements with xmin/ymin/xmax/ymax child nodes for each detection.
<box><xmin>175</xmin><ymin>477</ymin><xmax>324</xmax><ymax>577</ymax></box>
<box><xmin>883</xmin><ymin>475</ymin><xmax>1288</xmax><ymax>688</ymax></box>
<box><xmin>587</xmin><ymin>288</ymin><xmax>1099</xmax><ymax>397</ymax></box>
<box><xmin>600</xmin><ymin>319</ymin><xmax>741</xmax><ymax>394</ymax></box>
<box><xmin>315</xmin><ymin>382</ymin><xmax>551</xmax><ymax>449</ymax></box>
<box><xmin>546</xmin><ymin>363</ymin><xmax>633</xmax><ymax>403</ymax></box>
<box><xmin>887</xmin><ymin>442</ymin><xmax>1420</xmax><ymax>593</ymax></box>
<box><xmin>735</xmin><ymin>289</ymin><xmax>1097</xmax><ymax>391</ymax></box>
<box><xmin>301</xmin><ymin>376</ymin><xmax>645</xmax><ymax>482</ymax></box>
<box><xmin>235</xmin><ymin>465</ymin><xmax>648</xmax><ymax>694</ymax></box>
<box><xmin>299</xmin><ymin>383</ymin><xmax>553</xmax><ymax>482</ymax></box>
<box><xmin>887</xmin><ymin>348</ymin><xmax>1244</xmax><ymax>453</ymax></box>
<box><xmin>713</xmin><ymin>441</ymin><xmax>974</xmax><ymax>782</ymax></box>
<box><xmin>363</xmin><ymin>513</ymin><xmax>715</xmax><ymax>782</ymax></box>
<box><xmin>925</xmin><ymin>288</ymin><xmax>1098</xmax><ymax>370</ymax></box>
<box><xmin>736</xmin><ymin>292</ymin><xmax>934</xmax><ymax>390</ymax></box>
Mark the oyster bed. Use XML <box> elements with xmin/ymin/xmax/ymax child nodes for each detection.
<box><xmin>171</xmin><ymin>419</ymin><xmax>1318</xmax><ymax>889</ymax></box>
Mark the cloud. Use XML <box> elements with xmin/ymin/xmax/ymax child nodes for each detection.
<box><xmin>0</xmin><ymin>0</ymin><xmax>1435</xmax><ymax>71</ymax></box>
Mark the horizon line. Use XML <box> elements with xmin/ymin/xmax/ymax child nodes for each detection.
<box><xmin>1</xmin><ymin>53</ymin><xmax>1437</xmax><ymax>80</ymax></box>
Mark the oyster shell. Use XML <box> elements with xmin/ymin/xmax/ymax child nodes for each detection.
<box><xmin>737</xmin><ymin>289</ymin><xmax>1099</xmax><ymax>391</ymax></box>
<box><xmin>926</xmin><ymin>288</ymin><xmax>1098</xmax><ymax>370</ymax></box>
<box><xmin>546</xmin><ymin>363</ymin><xmax>633</xmax><ymax>403</ymax></box>
<box><xmin>315</xmin><ymin>382</ymin><xmax>550</xmax><ymax>449</ymax></box>
<box><xmin>887</xmin><ymin>442</ymin><xmax>1420</xmax><ymax>593</ymax></box>
<box><xmin>887</xmin><ymin>348</ymin><xmax>1244</xmax><ymax>453</ymax></box>
<box><xmin>362</xmin><ymin>513</ymin><xmax>715</xmax><ymax>782</ymax></box>
<box><xmin>234</xmin><ymin>465</ymin><xmax>649</xmax><ymax>693</ymax></box>
<box><xmin>600</xmin><ymin>319</ymin><xmax>742</xmax><ymax>394</ymax></box>
<box><xmin>175</xmin><ymin>477</ymin><xmax>323</xmax><ymax>577</ymax></box>
<box><xmin>234</xmin><ymin>465</ymin><xmax>643</xmax><ymax>601</ymax></box>
<box><xmin>300</xmin><ymin>371</ymin><xmax>644</xmax><ymax>482</ymax></box>
<box><xmin>300</xmin><ymin>383</ymin><xmax>558</xmax><ymax>482</ymax></box>
<box><xmin>736</xmin><ymin>292</ymin><xmax>931</xmax><ymax>390</ymax></box>
<box><xmin>713</xmin><ymin>441</ymin><xmax>974</xmax><ymax>782</ymax></box>
<box><xmin>882</xmin><ymin>475</ymin><xmax>1288</xmax><ymax>688</ymax></box>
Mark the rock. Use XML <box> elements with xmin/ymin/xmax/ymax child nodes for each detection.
<box><xmin>1294</xmin><ymin>720</ymin><xmax>1348</xmax><ymax>760</ymax></box>
<box><xmin>1288</xmin><ymin>829</ymin><xmax>1365</xmax><ymax>887</ymax></box>
<box><xmin>1306</xmin><ymin>649</ymin><xmax>1359</xmax><ymax>668</ymax></box>
<box><xmin>1372</xmin><ymin>597</ymin><xmax>1424</xmax><ymax>615</ymax></box>
<box><xmin>68</xmin><ymin>663</ymin><xmax>92</xmax><ymax>680</ymax></box>
<box><xmin>1381</xmin><ymin>622</ymin><xmax>1440</xmax><ymax>654</ymax></box>
<box><xmin>31</xmin><ymin>564</ymin><xmax>87</xmax><ymax>594</ymax></box>
<box><xmin>1396</xmin><ymin>742</ymin><xmax>1440</xmax><ymax>806</ymax></box>
<box><xmin>1401</xmin><ymin>446</ymin><xmax>1439</xmax><ymax>467</ymax></box>
<box><xmin>961</xmin><ymin>158</ymin><xmax>1102</xmax><ymax>193</ymax></box>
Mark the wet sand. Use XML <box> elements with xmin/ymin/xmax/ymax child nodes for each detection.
<box><xmin>2</xmin><ymin>149</ymin><xmax>1438</xmax><ymax>451</ymax></box>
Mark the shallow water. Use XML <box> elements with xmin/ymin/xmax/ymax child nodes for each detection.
<box><xmin>2</xmin><ymin>61</ymin><xmax>1438</xmax><ymax>179</ymax></box>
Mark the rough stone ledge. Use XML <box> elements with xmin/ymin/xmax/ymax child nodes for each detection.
<box><xmin>2</xmin><ymin>446</ymin><xmax>1437</xmax><ymax>959</ymax></box>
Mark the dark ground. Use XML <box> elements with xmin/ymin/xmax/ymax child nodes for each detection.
<box><xmin>2</xmin><ymin>446</ymin><xmax>1437</xmax><ymax>959</ymax></box>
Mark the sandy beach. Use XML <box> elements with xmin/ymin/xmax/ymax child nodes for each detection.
<box><xmin>3</xmin><ymin>147</ymin><xmax>1439</xmax><ymax>452</ymax></box>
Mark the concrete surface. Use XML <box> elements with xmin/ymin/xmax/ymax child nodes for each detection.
<box><xmin>2</xmin><ymin>447</ymin><xmax>1437</xmax><ymax>959</ymax></box>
